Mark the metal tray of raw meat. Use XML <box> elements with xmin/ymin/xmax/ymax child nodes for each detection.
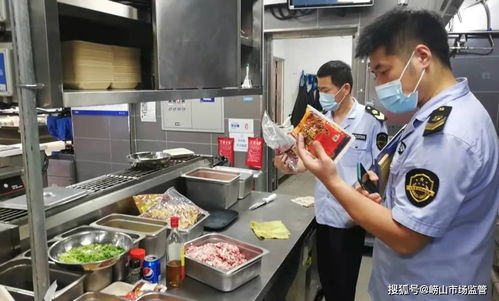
<box><xmin>184</xmin><ymin>233</ymin><xmax>268</xmax><ymax>292</ymax></box>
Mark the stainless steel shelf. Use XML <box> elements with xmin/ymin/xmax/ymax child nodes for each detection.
<box><xmin>448</xmin><ymin>30</ymin><xmax>499</xmax><ymax>35</ymax></box>
<box><xmin>62</xmin><ymin>88</ymin><xmax>263</xmax><ymax>107</ymax></box>
<box><xmin>58</xmin><ymin>0</ymin><xmax>142</xmax><ymax>21</ymax></box>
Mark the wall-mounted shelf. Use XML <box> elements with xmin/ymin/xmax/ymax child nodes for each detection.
<box><xmin>29</xmin><ymin>0</ymin><xmax>262</xmax><ymax>109</ymax></box>
<box><xmin>57</xmin><ymin>0</ymin><xmax>150</xmax><ymax>23</ymax></box>
<box><xmin>62</xmin><ymin>88</ymin><xmax>262</xmax><ymax>107</ymax></box>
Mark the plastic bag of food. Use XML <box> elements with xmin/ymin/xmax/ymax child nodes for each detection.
<box><xmin>261</xmin><ymin>111</ymin><xmax>298</xmax><ymax>170</ymax></box>
<box><xmin>291</xmin><ymin>105</ymin><xmax>354</xmax><ymax>163</ymax></box>
<box><xmin>133</xmin><ymin>194</ymin><xmax>163</xmax><ymax>214</ymax></box>
<box><xmin>140</xmin><ymin>187</ymin><xmax>207</xmax><ymax>229</ymax></box>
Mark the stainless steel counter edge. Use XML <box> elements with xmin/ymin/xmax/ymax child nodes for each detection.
<box><xmin>18</xmin><ymin>159</ymin><xmax>209</xmax><ymax>241</ymax></box>
<box><xmin>167</xmin><ymin>191</ymin><xmax>316</xmax><ymax>301</ymax></box>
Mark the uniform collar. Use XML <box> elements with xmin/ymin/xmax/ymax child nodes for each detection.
<box><xmin>339</xmin><ymin>98</ymin><xmax>362</xmax><ymax>129</ymax></box>
<box><xmin>414</xmin><ymin>77</ymin><xmax>470</xmax><ymax>123</ymax></box>
<box><xmin>348</xmin><ymin>97</ymin><xmax>362</xmax><ymax>119</ymax></box>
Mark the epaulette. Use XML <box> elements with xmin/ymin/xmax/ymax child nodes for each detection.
<box><xmin>423</xmin><ymin>106</ymin><xmax>452</xmax><ymax>136</ymax></box>
<box><xmin>365</xmin><ymin>105</ymin><xmax>386</xmax><ymax>122</ymax></box>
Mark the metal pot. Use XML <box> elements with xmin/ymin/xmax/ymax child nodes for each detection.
<box><xmin>127</xmin><ymin>151</ymin><xmax>171</xmax><ymax>167</ymax></box>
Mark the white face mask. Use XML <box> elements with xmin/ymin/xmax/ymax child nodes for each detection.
<box><xmin>319</xmin><ymin>84</ymin><xmax>346</xmax><ymax>112</ymax></box>
<box><xmin>375</xmin><ymin>51</ymin><xmax>425</xmax><ymax>114</ymax></box>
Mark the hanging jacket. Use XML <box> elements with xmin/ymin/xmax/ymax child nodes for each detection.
<box><xmin>290</xmin><ymin>72</ymin><xmax>309</xmax><ymax>127</ymax></box>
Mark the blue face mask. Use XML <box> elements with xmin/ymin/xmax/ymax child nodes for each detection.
<box><xmin>375</xmin><ymin>51</ymin><xmax>425</xmax><ymax>114</ymax></box>
<box><xmin>319</xmin><ymin>85</ymin><xmax>346</xmax><ymax>112</ymax></box>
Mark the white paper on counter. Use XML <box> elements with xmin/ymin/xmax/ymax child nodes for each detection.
<box><xmin>230</xmin><ymin>132</ymin><xmax>253</xmax><ymax>152</ymax></box>
<box><xmin>140</xmin><ymin>102</ymin><xmax>156</xmax><ymax>122</ymax></box>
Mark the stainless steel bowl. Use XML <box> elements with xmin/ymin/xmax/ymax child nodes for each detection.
<box><xmin>127</xmin><ymin>151</ymin><xmax>171</xmax><ymax>167</ymax></box>
<box><xmin>48</xmin><ymin>230</ymin><xmax>134</xmax><ymax>272</ymax></box>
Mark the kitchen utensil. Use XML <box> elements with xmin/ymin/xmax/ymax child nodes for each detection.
<box><xmin>184</xmin><ymin>233</ymin><xmax>268</xmax><ymax>292</ymax></box>
<box><xmin>0</xmin><ymin>187</ymin><xmax>88</xmax><ymax>210</ymax></box>
<box><xmin>127</xmin><ymin>151</ymin><xmax>171</xmax><ymax>167</ymax></box>
<box><xmin>249</xmin><ymin>193</ymin><xmax>277</xmax><ymax>210</ymax></box>
<box><xmin>91</xmin><ymin>214</ymin><xmax>169</xmax><ymax>258</ymax></box>
<box><xmin>136</xmin><ymin>292</ymin><xmax>193</xmax><ymax>301</ymax></box>
<box><xmin>204</xmin><ymin>209</ymin><xmax>238</xmax><ymax>231</ymax></box>
<box><xmin>182</xmin><ymin>167</ymin><xmax>240</xmax><ymax>209</ymax></box>
<box><xmin>74</xmin><ymin>291</ymin><xmax>124</xmax><ymax>301</ymax></box>
<box><xmin>0</xmin><ymin>258</ymin><xmax>85</xmax><ymax>301</ymax></box>
<box><xmin>44</xmin><ymin>281</ymin><xmax>57</xmax><ymax>301</ymax></box>
<box><xmin>212</xmin><ymin>166</ymin><xmax>254</xmax><ymax>199</ymax></box>
<box><xmin>52</xmin><ymin>225</ymin><xmax>145</xmax><ymax>282</ymax></box>
<box><xmin>48</xmin><ymin>230</ymin><xmax>134</xmax><ymax>272</ymax></box>
<box><xmin>91</xmin><ymin>213</ymin><xmax>208</xmax><ymax>254</ymax></box>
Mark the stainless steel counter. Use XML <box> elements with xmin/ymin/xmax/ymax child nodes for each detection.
<box><xmin>168</xmin><ymin>191</ymin><xmax>316</xmax><ymax>301</ymax></box>
<box><xmin>3</xmin><ymin>156</ymin><xmax>210</xmax><ymax>247</ymax></box>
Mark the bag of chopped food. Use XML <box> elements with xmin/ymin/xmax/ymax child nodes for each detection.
<box><xmin>262</xmin><ymin>111</ymin><xmax>299</xmax><ymax>171</ymax></box>
<box><xmin>133</xmin><ymin>194</ymin><xmax>163</xmax><ymax>214</ymax></box>
<box><xmin>291</xmin><ymin>105</ymin><xmax>355</xmax><ymax>163</ymax></box>
<box><xmin>140</xmin><ymin>187</ymin><xmax>207</xmax><ymax>229</ymax></box>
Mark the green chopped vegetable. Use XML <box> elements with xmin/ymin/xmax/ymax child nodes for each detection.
<box><xmin>58</xmin><ymin>244</ymin><xmax>125</xmax><ymax>264</ymax></box>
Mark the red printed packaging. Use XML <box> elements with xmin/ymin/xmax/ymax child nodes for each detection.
<box><xmin>291</xmin><ymin>105</ymin><xmax>354</xmax><ymax>163</ymax></box>
<box><xmin>218</xmin><ymin>137</ymin><xmax>235</xmax><ymax>166</ymax></box>
<box><xmin>246</xmin><ymin>137</ymin><xmax>264</xmax><ymax>169</ymax></box>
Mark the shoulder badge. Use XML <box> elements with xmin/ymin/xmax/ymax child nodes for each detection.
<box><xmin>365</xmin><ymin>105</ymin><xmax>386</xmax><ymax>122</ymax></box>
<box><xmin>423</xmin><ymin>106</ymin><xmax>452</xmax><ymax>136</ymax></box>
<box><xmin>405</xmin><ymin>169</ymin><xmax>439</xmax><ymax>208</ymax></box>
<box><xmin>376</xmin><ymin>132</ymin><xmax>388</xmax><ymax>150</ymax></box>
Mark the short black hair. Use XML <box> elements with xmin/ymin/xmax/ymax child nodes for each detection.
<box><xmin>355</xmin><ymin>8</ymin><xmax>451</xmax><ymax>68</ymax></box>
<box><xmin>317</xmin><ymin>60</ymin><xmax>353</xmax><ymax>91</ymax></box>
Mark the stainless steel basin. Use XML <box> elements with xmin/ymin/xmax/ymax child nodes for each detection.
<box><xmin>52</xmin><ymin>225</ymin><xmax>145</xmax><ymax>282</ymax></box>
<box><xmin>0</xmin><ymin>258</ymin><xmax>85</xmax><ymax>301</ymax></box>
<box><xmin>99</xmin><ymin>218</ymin><xmax>166</xmax><ymax>233</ymax></box>
<box><xmin>74</xmin><ymin>291</ymin><xmax>124</xmax><ymax>301</ymax></box>
<box><xmin>91</xmin><ymin>214</ymin><xmax>169</xmax><ymax>258</ymax></box>
<box><xmin>17</xmin><ymin>239</ymin><xmax>112</xmax><ymax>292</ymax></box>
<box><xmin>137</xmin><ymin>292</ymin><xmax>194</xmax><ymax>301</ymax></box>
<box><xmin>20</xmin><ymin>239</ymin><xmax>58</xmax><ymax>258</ymax></box>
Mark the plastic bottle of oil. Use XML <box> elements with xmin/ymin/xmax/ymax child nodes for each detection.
<box><xmin>166</xmin><ymin>216</ymin><xmax>184</xmax><ymax>288</ymax></box>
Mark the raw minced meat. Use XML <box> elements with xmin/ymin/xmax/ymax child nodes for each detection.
<box><xmin>185</xmin><ymin>242</ymin><xmax>247</xmax><ymax>270</ymax></box>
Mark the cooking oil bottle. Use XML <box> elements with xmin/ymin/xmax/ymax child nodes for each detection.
<box><xmin>166</xmin><ymin>216</ymin><xmax>184</xmax><ymax>288</ymax></box>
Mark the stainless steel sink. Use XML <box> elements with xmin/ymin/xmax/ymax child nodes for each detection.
<box><xmin>0</xmin><ymin>258</ymin><xmax>85</xmax><ymax>301</ymax></box>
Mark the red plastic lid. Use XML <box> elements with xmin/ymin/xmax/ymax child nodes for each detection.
<box><xmin>129</xmin><ymin>248</ymin><xmax>146</xmax><ymax>260</ymax></box>
<box><xmin>171</xmin><ymin>216</ymin><xmax>179</xmax><ymax>228</ymax></box>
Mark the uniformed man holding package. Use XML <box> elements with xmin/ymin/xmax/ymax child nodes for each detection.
<box><xmin>275</xmin><ymin>60</ymin><xmax>387</xmax><ymax>301</ymax></box>
<box><xmin>296</xmin><ymin>8</ymin><xmax>499</xmax><ymax>301</ymax></box>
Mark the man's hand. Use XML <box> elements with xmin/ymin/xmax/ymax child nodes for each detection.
<box><xmin>295</xmin><ymin>134</ymin><xmax>339</xmax><ymax>183</ymax></box>
<box><xmin>274</xmin><ymin>154</ymin><xmax>295</xmax><ymax>174</ymax></box>
<box><xmin>354</xmin><ymin>170</ymin><xmax>383</xmax><ymax>204</ymax></box>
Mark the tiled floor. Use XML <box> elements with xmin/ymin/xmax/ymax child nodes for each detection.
<box><xmin>275</xmin><ymin>172</ymin><xmax>373</xmax><ymax>301</ymax></box>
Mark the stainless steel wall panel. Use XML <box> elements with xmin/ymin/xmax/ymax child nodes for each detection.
<box><xmin>154</xmin><ymin>0</ymin><xmax>240</xmax><ymax>89</ymax></box>
<box><xmin>29</xmin><ymin>0</ymin><xmax>63</xmax><ymax>108</ymax></box>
